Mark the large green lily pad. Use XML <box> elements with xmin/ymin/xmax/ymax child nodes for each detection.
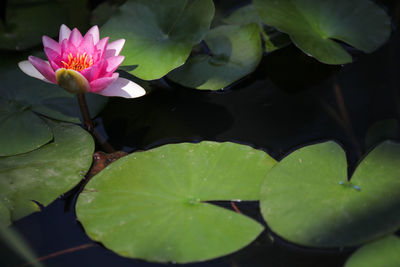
<box><xmin>77</xmin><ymin>141</ymin><xmax>276</xmax><ymax>263</ymax></box>
<box><xmin>222</xmin><ymin>4</ymin><xmax>291</xmax><ymax>53</ymax></box>
<box><xmin>260</xmin><ymin>141</ymin><xmax>400</xmax><ymax>247</ymax></box>
<box><xmin>253</xmin><ymin>0</ymin><xmax>391</xmax><ymax>64</ymax></box>
<box><xmin>0</xmin><ymin>122</ymin><xmax>94</xmax><ymax>223</ymax></box>
<box><xmin>167</xmin><ymin>24</ymin><xmax>262</xmax><ymax>90</ymax></box>
<box><xmin>344</xmin><ymin>235</ymin><xmax>400</xmax><ymax>267</ymax></box>
<box><xmin>101</xmin><ymin>0</ymin><xmax>215</xmax><ymax>80</ymax></box>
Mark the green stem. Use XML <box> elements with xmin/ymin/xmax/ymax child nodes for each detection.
<box><xmin>77</xmin><ymin>93</ymin><xmax>115</xmax><ymax>153</ymax></box>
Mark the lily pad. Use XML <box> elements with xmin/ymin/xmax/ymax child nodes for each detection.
<box><xmin>0</xmin><ymin>98</ymin><xmax>52</xmax><ymax>157</ymax></box>
<box><xmin>0</xmin><ymin>122</ymin><xmax>94</xmax><ymax>222</ymax></box>
<box><xmin>77</xmin><ymin>141</ymin><xmax>276</xmax><ymax>263</ymax></box>
<box><xmin>101</xmin><ymin>0</ymin><xmax>215</xmax><ymax>80</ymax></box>
<box><xmin>344</xmin><ymin>235</ymin><xmax>400</xmax><ymax>267</ymax></box>
<box><xmin>253</xmin><ymin>0</ymin><xmax>391</xmax><ymax>64</ymax></box>
<box><xmin>223</xmin><ymin>4</ymin><xmax>291</xmax><ymax>53</ymax></box>
<box><xmin>167</xmin><ymin>24</ymin><xmax>262</xmax><ymax>90</ymax></box>
<box><xmin>260</xmin><ymin>141</ymin><xmax>400</xmax><ymax>247</ymax></box>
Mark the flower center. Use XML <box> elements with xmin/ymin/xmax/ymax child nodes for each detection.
<box><xmin>61</xmin><ymin>52</ymin><xmax>93</xmax><ymax>71</ymax></box>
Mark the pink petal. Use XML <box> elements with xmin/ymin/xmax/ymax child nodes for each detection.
<box><xmin>95</xmin><ymin>37</ymin><xmax>109</xmax><ymax>60</ymax></box>
<box><xmin>84</xmin><ymin>25</ymin><xmax>100</xmax><ymax>45</ymax></box>
<box><xmin>42</xmin><ymin>36</ymin><xmax>61</xmax><ymax>54</ymax></box>
<box><xmin>28</xmin><ymin>56</ymin><xmax>57</xmax><ymax>83</ymax></box>
<box><xmin>97</xmin><ymin>77</ymin><xmax>146</xmax><ymax>98</ymax></box>
<box><xmin>89</xmin><ymin>73</ymin><xmax>119</xmax><ymax>92</ymax></box>
<box><xmin>59</xmin><ymin>24</ymin><xmax>71</xmax><ymax>43</ymax></box>
<box><xmin>44</xmin><ymin>47</ymin><xmax>61</xmax><ymax>66</ymax></box>
<box><xmin>78</xmin><ymin>34</ymin><xmax>95</xmax><ymax>55</ymax></box>
<box><xmin>69</xmin><ymin>28</ymin><xmax>83</xmax><ymax>47</ymax></box>
<box><xmin>80</xmin><ymin>59</ymin><xmax>106</xmax><ymax>82</ymax></box>
<box><xmin>49</xmin><ymin>60</ymin><xmax>61</xmax><ymax>71</ymax></box>
<box><xmin>18</xmin><ymin>60</ymin><xmax>52</xmax><ymax>83</ymax></box>
<box><xmin>105</xmin><ymin>56</ymin><xmax>124</xmax><ymax>73</ymax></box>
<box><xmin>105</xmin><ymin>39</ymin><xmax>125</xmax><ymax>58</ymax></box>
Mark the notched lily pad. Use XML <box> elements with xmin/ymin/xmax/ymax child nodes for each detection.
<box><xmin>0</xmin><ymin>122</ymin><xmax>94</xmax><ymax>223</ymax></box>
<box><xmin>344</xmin><ymin>235</ymin><xmax>400</xmax><ymax>267</ymax></box>
<box><xmin>260</xmin><ymin>141</ymin><xmax>400</xmax><ymax>247</ymax></box>
<box><xmin>253</xmin><ymin>0</ymin><xmax>391</xmax><ymax>64</ymax></box>
<box><xmin>167</xmin><ymin>24</ymin><xmax>262</xmax><ymax>90</ymax></box>
<box><xmin>101</xmin><ymin>0</ymin><xmax>215</xmax><ymax>80</ymax></box>
<box><xmin>77</xmin><ymin>141</ymin><xmax>276</xmax><ymax>263</ymax></box>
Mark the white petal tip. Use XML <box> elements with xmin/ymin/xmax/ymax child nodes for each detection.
<box><xmin>18</xmin><ymin>60</ymin><xmax>51</xmax><ymax>83</ymax></box>
<box><xmin>97</xmin><ymin>77</ymin><xmax>146</xmax><ymax>98</ymax></box>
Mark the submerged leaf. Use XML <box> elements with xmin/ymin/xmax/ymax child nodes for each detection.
<box><xmin>168</xmin><ymin>24</ymin><xmax>262</xmax><ymax>90</ymax></box>
<box><xmin>223</xmin><ymin>4</ymin><xmax>291</xmax><ymax>53</ymax></box>
<box><xmin>77</xmin><ymin>141</ymin><xmax>276</xmax><ymax>263</ymax></box>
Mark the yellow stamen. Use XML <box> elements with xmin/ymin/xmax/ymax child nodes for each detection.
<box><xmin>61</xmin><ymin>52</ymin><xmax>94</xmax><ymax>71</ymax></box>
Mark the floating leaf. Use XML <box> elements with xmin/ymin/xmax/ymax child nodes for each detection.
<box><xmin>344</xmin><ymin>235</ymin><xmax>400</xmax><ymax>267</ymax></box>
<box><xmin>223</xmin><ymin>4</ymin><xmax>291</xmax><ymax>53</ymax></box>
<box><xmin>260</xmin><ymin>141</ymin><xmax>400</xmax><ymax>247</ymax></box>
<box><xmin>0</xmin><ymin>122</ymin><xmax>94</xmax><ymax>222</ymax></box>
<box><xmin>77</xmin><ymin>141</ymin><xmax>276</xmax><ymax>263</ymax></box>
<box><xmin>0</xmin><ymin>98</ymin><xmax>52</xmax><ymax>156</ymax></box>
<box><xmin>168</xmin><ymin>24</ymin><xmax>262</xmax><ymax>90</ymax></box>
<box><xmin>253</xmin><ymin>0</ymin><xmax>391</xmax><ymax>64</ymax></box>
<box><xmin>101</xmin><ymin>0</ymin><xmax>215</xmax><ymax>80</ymax></box>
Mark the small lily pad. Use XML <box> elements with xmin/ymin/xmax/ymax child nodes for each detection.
<box><xmin>101</xmin><ymin>0</ymin><xmax>215</xmax><ymax>80</ymax></box>
<box><xmin>223</xmin><ymin>4</ymin><xmax>291</xmax><ymax>53</ymax></box>
<box><xmin>344</xmin><ymin>235</ymin><xmax>400</xmax><ymax>267</ymax></box>
<box><xmin>77</xmin><ymin>141</ymin><xmax>276</xmax><ymax>263</ymax></box>
<box><xmin>260</xmin><ymin>141</ymin><xmax>400</xmax><ymax>247</ymax></box>
<box><xmin>253</xmin><ymin>0</ymin><xmax>391</xmax><ymax>64</ymax></box>
<box><xmin>167</xmin><ymin>24</ymin><xmax>262</xmax><ymax>90</ymax></box>
<box><xmin>0</xmin><ymin>122</ymin><xmax>94</xmax><ymax>223</ymax></box>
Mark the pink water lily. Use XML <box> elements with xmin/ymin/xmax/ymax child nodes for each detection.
<box><xmin>19</xmin><ymin>25</ymin><xmax>145</xmax><ymax>98</ymax></box>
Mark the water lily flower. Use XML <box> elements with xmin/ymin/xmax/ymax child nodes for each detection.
<box><xmin>19</xmin><ymin>24</ymin><xmax>145</xmax><ymax>98</ymax></box>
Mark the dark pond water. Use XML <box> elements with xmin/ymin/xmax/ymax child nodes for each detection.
<box><xmin>2</xmin><ymin>0</ymin><xmax>400</xmax><ymax>266</ymax></box>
